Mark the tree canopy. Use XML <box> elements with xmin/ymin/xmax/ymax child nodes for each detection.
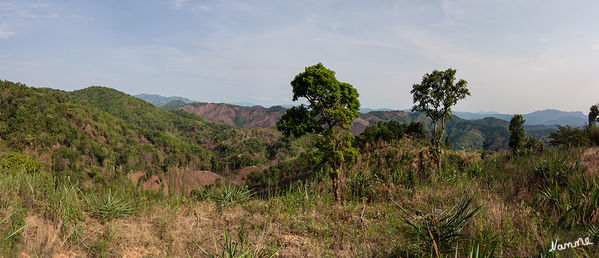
<box><xmin>277</xmin><ymin>63</ymin><xmax>360</xmax><ymax>202</ymax></box>
<box><xmin>509</xmin><ymin>114</ymin><xmax>525</xmax><ymax>154</ymax></box>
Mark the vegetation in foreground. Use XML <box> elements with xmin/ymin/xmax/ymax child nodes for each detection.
<box><xmin>1</xmin><ymin>140</ymin><xmax>598</xmax><ymax>257</ymax></box>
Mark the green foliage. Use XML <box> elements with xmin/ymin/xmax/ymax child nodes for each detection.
<box><xmin>535</xmin><ymin>155</ymin><xmax>599</xmax><ymax>229</ymax></box>
<box><xmin>467</xmin><ymin>240</ymin><xmax>497</xmax><ymax>258</ymax></box>
<box><xmin>549</xmin><ymin>125</ymin><xmax>591</xmax><ymax>147</ymax></box>
<box><xmin>0</xmin><ymin>209</ymin><xmax>27</xmax><ymax>255</ymax></box>
<box><xmin>411</xmin><ymin>69</ymin><xmax>470</xmax><ymax>170</ymax></box>
<box><xmin>345</xmin><ymin>169</ymin><xmax>376</xmax><ymax>202</ymax></box>
<box><xmin>246</xmin><ymin>151</ymin><xmax>316</xmax><ymax>195</ymax></box>
<box><xmin>522</xmin><ymin>136</ymin><xmax>544</xmax><ymax>154</ymax></box>
<box><xmin>357</xmin><ymin>121</ymin><xmax>426</xmax><ymax>149</ymax></box>
<box><xmin>0</xmin><ymin>152</ymin><xmax>41</xmax><ymax>174</ymax></box>
<box><xmin>589</xmin><ymin>104</ymin><xmax>599</xmax><ymax>127</ymax></box>
<box><xmin>398</xmin><ymin>194</ymin><xmax>481</xmax><ymax>254</ymax></box>
<box><xmin>87</xmin><ymin>189</ymin><xmax>134</xmax><ymax>222</ymax></box>
<box><xmin>210</xmin><ymin>184</ymin><xmax>253</xmax><ymax>205</ymax></box>
<box><xmin>192</xmin><ymin>183</ymin><xmax>253</xmax><ymax>205</ymax></box>
<box><xmin>277</xmin><ymin>63</ymin><xmax>360</xmax><ymax>202</ymax></box>
<box><xmin>509</xmin><ymin>114</ymin><xmax>525</xmax><ymax>154</ymax></box>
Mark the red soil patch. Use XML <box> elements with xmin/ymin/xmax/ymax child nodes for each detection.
<box><xmin>182</xmin><ymin>170</ymin><xmax>225</xmax><ymax>194</ymax></box>
<box><xmin>127</xmin><ymin>171</ymin><xmax>145</xmax><ymax>187</ymax></box>
<box><xmin>142</xmin><ymin>175</ymin><xmax>168</xmax><ymax>195</ymax></box>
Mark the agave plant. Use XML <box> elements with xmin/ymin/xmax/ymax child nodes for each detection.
<box><xmin>211</xmin><ymin>185</ymin><xmax>253</xmax><ymax>205</ymax></box>
<box><xmin>87</xmin><ymin>190</ymin><xmax>134</xmax><ymax>222</ymax></box>
<box><xmin>398</xmin><ymin>194</ymin><xmax>481</xmax><ymax>255</ymax></box>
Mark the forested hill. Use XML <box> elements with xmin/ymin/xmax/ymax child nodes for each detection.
<box><xmin>161</xmin><ymin>100</ymin><xmax>555</xmax><ymax>150</ymax></box>
<box><xmin>0</xmin><ymin>81</ymin><xmax>306</xmax><ymax>177</ymax></box>
<box><xmin>0</xmin><ymin>81</ymin><xmax>213</xmax><ymax>175</ymax></box>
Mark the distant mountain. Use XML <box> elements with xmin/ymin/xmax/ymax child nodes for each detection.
<box><xmin>359</xmin><ymin>107</ymin><xmax>394</xmax><ymax>113</ymax></box>
<box><xmin>523</xmin><ymin>109</ymin><xmax>586</xmax><ymax>126</ymax></box>
<box><xmin>134</xmin><ymin>93</ymin><xmax>193</xmax><ymax>107</ymax></box>
<box><xmin>173</xmin><ymin>102</ymin><xmax>556</xmax><ymax>150</ymax></box>
<box><xmin>453</xmin><ymin>109</ymin><xmax>586</xmax><ymax>126</ymax></box>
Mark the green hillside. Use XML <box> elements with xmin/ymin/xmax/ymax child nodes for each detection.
<box><xmin>0</xmin><ymin>81</ymin><xmax>213</xmax><ymax>177</ymax></box>
<box><xmin>0</xmin><ymin>81</ymin><xmax>307</xmax><ymax>177</ymax></box>
<box><xmin>70</xmin><ymin>86</ymin><xmax>309</xmax><ymax>171</ymax></box>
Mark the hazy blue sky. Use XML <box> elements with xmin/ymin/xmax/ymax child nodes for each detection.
<box><xmin>1</xmin><ymin>0</ymin><xmax>598</xmax><ymax>113</ymax></box>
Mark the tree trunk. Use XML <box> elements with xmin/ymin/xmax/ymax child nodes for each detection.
<box><xmin>333</xmin><ymin>173</ymin><xmax>341</xmax><ymax>203</ymax></box>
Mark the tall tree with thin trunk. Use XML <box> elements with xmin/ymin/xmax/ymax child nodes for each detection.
<box><xmin>589</xmin><ymin>104</ymin><xmax>599</xmax><ymax>127</ymax></box>
<box><xmin>509</xmin><ymin>114</ymin><xmax>525</xmax><ymax>154</ymax></box>
<box><xmin>277</xmin><ymin>63</ymin><xmax>360</xmax><ymax>203</ymax></box>
<box><xmin>410</xmin><ymin>68</ymin><xmax>470</xmax><ymax>172</ymax></box>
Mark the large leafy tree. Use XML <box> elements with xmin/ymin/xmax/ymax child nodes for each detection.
<box><xmin>509</xmin><ymin>114</ymin><xmax>525</xmax><ymax>154</ymax></box>
<box><xmin>277</xmin><ymin>63</ymin><xmax>360</xmax><ymax>203</ymax></box>
<box><xmin>410</xmin><ymin>68</ymin><xmax>470</xmax><ymax>171</ymax></box>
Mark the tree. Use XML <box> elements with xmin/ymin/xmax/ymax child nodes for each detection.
<box><xmin>276</xmin><ymin>63</ymin><xmax>360</xmax><ymax>203</ymax></box>
<box><xmin>410</xmin><ymin>68</ymin><xmax>470</xmax><ymax>171</ymax></box>
<box><xmin>509</xmin><ymin>114</ymin><xmax>525</xmax><ymax>154</ymax></box>
<box><xmin>589</xmin><ymin>104</ymin><xmax>599</xmax><ymax>127</ymax></box>
<box><xmin>549</xmin><ymin>125</ymin><xmax>591</xmax><ymax>147</ymax></box>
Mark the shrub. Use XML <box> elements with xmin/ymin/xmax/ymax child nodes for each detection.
<box><xmin>549</xmin><ymin>126</ymin><xmax>590</xmax><ymax>147</ymax></box>
<box><xmin>0</xmin><ymin>152</ymin><xmax>41</xmax><ymax>174</ymax></box>
<box><xmin>522</xmin><ymin>136</ymin><xmax>544</xmax><ymax>154</ymax></box>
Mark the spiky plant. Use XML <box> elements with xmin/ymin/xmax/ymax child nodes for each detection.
<box><xmin>87</xmin><ymin>190</ymin><xmax>134</xmax><ymax>222</ymax></box>
<box><xmin>211</xmin><ymin>185</ymin><xmax>253</xmax><ymax>205</ymax></box>
<box><xmin>398</xmin><ymin>194</ymin><xmax>481</xmax><ymax>254</ymax></box>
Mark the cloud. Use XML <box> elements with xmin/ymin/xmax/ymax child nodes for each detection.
<box><xmin>592</xmin><ymin>44</ymin><xmax>599</xmax><ymax>51</ymax></box>
<box><xmin>0</xmin><ymin>24</ymin><xmax>15</xmax><ymax>39</ymax></box>
<box><xmin>173</xmin><ymin>0</ymin><xmax>188</xmax><ymax>10</ymax></box>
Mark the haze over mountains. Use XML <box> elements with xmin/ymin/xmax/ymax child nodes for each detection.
<box><xmin>134</xmin><ymin>93</ymin><xmax>579</xmax><ymax>151</ymax></box>
<box><xmin>135</xmin><ymin>94</ymin><xmax>588</xmax><ymax>127</ymax></box>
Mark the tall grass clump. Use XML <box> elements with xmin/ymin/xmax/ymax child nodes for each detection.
<box><xmin>197</xmin><ymin>229</ymin><xmax>276</xmax><ymax>258</ymax></box>
<box><xmin>0</xmin><ymin>209</ymin><xmax>27</xmax><ymax>255</ymax></box>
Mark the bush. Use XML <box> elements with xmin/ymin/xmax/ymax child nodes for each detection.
<box><xmin>0</xmin><ymin>152</ymin><xmax>41</xmax><ymax>174</ymax></box>
<box><xmin>549</xmin><ymin>126</ymin><xmax>591</xmax><ymax>147</ymax></box>
<box><xmin>522</xmin><ymin>136</ymin><xmax>544</xmax><ymax>154</ymax></box>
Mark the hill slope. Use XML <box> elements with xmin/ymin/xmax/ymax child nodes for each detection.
<box><xmin>172</xmin><ymin>102</ymin><xmax>554</xmax><ymax>150</ymax></box>
<box><xmin>0</xmin><ymin>80</ymin><xmax>212</xmax><ymax>176</ymax></box>
<box><xmin>179</xmin><ymin>102</ymin><xmax>287</xmax><ymax>129</ymax></box>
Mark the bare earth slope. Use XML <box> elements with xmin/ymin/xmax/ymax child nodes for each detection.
<box><xmin>180</xmin><ymin>103</ymin><xmax>286</xmax><ymax>129</ymax></box>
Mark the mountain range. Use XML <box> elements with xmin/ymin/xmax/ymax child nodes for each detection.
<box><xmin>452</xmin><ymin>110</ymin><xmax>587</xmax><ymax>126</ymax></box>
<box><xmin>137</xmin><ymin>94</ymin><xmax>587</xmax><ymax>127</ymax></box>
<box><xmin>134</xmin><ymin>94</ymin><xmax>568</xmax><ymax>150</ymax></box>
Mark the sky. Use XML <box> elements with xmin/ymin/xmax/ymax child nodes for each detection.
<box><xmin>1</xmin><ymin>0</ymin><xmax>598</xmax><ymax>114</ymax></box>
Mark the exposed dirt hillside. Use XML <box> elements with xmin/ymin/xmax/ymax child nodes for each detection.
<box><xmin>180</xmin><ymin>103</ymin><xmax>286</xmax><ymax>129</ymax></box>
